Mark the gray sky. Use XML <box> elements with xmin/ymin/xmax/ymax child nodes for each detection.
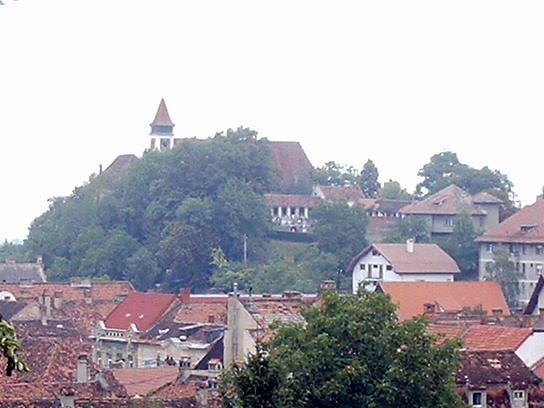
<box><xmin>1</xmin><ymin>0</ymin><xmax>543</xmax><ymax>242</ymax></box>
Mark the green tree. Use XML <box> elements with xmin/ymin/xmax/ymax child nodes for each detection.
<box><xmin>312</xmin><ymin>201</ymin><xmax>368</xmax><ymax>266</ymax></box>
<box><xmin>125</xmin><ymin>247</ymin><xmax>161</xmax><ymax>290</ymax></box>
<box><xmin>385</xmin><ymin>216</ymin><xmax>431</xmax><ymax>244</ymax></box>
<box><xmin>434</xmin><ymin>213</ymin><xmax>479</xmax><ymax>280</ymax></box>
<box><xmin>359</xmin><ymin>159</ymin><xmax>380</xmax><ymax>198</ymax></box>
<box><xmin>221</xmin><ymin>291</ymin><xmax>463</xmax><ymax>408</ymax></box>
<box><xmin>313</xmin><ymin>161</ymin><xmax>359</xmax><ymax>187</ymax></box>
<box><xmin>378</xmin><ymin>180</ymin><xmax>413</xmax><ymax>200</ymax></box>
<box><xmin>485</xmin><ymin>245</ymin><xmax>521</xmax><ymax>308</ymax></box>
<box><xmin>0</xmin><ymin>317</ymin><xmax>28</xmax><ymax>376</ymax></box>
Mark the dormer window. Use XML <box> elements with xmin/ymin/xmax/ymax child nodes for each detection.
<box><xmin>521</xmin><ymin>224</ymin><xmax>537</xmax><ymax>233</ymax></box>
<box><xmin>470</xmin><ymin>391</ymin><xmax>485</xmax><ymax>407</ymax></box>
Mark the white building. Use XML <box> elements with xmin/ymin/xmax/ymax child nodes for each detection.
<box><xmin>348</xmin><ymin>240</ymin><xmax>460</xmax><ymax>293</ymax></box>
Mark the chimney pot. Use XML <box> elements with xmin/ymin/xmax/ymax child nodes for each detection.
<box><xmin>406</xmin><ymin>238</ymin><xmax>415</xmax><ymax>253</ymax></box>
<box><xmin>179</xmin><ymin>287</ymin><xmax>191</xmax><ymax>303</ymax></box>
<box><xmin>77</xmin><ymin>355</ymin><xmax>89</xmax><ymax>383</ymax></box>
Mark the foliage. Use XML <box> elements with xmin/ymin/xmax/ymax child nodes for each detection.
<box><xmin>312</xmin><ymin>161</ymin><xmax>359</xmax><ymax>187</ymax></box>
<box><xmin>0</xmin><ymin>317</ymin><xmax>28</xmax><ymax>376</ymax></box>
<box><xmin>378</xmin><ymin>180</ymin><xmax>413</xmax><ymax>200</ymax></box>
<box><xmin>416</xmin><ymin>151</ymin><xmax>513</xmax><ymax>198</ymax></box>
<box><xmin>311</xmin><ymin>201</ymin><xmax>368</xmax><ymax>268</ymax></box>
<box><xmin>385</xmin><ymin>216</ymin><xmax>432</xmax><ymax>244</ymax></box>
<box><xmin>221</xmin><ymin>291</ymin><xmax>464</xmax><ymax>408</ymax></box>
<box><xmin>433</xmin><ymin>213</ymin><xmax>479</xmax><ymax>280</ymax></box>
<box><xmin>485</xmin><ymin>245</ymin><xmax>522</xmax><ymax>308</ymax></box>
<box><xmin>358</xmin><ymin>159</ymin><xmax>380</xmax><ymax>198</ymax></box>
<box><xmin>24</xmin><ymin>129</ymin><xmax>274</xmax><ymax>291</ymax></box>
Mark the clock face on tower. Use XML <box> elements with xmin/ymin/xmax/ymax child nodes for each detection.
<box><xmin>160</xmin><ymin>138</ymin><xmax>171</xmax><ymax>151</ymax></box>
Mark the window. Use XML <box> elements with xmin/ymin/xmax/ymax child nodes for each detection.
<box><xmin>486</xmin><ymin>244</ymin><xmax>494</xmax><ymax>253</ymax></box>
<box><xmin>537</xmin><ymin>245</ymin><xmax>544</xmax><ymax>256</ymax></box>
<box><xmin>372</xmin><ymin>250</ymin><xmax>379</xmax><ymax>256</ymax></box>
<box><xmin>386</xmin><ymin>265</ymin><xmax>393</xmax><ymax>271</ymax></box>
<box><xmin>359</xmin><ymin>264</ymin><xmax>366</xmax><ymax>271</ymax></box>
<box><xmin>470</xmin><ymin>391</ymin><xmax>484</xmax><ymax>407</ymax></box>
<box><xmin>513</xmin><ymin>390</ymin><xmax>525</xmax><ymax>400</ymax></box>
<box><xmin>445</xmin><ymin>217</ymin><xmax>454</xmax><ymax>226</ymax></box>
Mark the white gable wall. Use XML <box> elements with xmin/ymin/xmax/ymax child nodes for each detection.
<box><xmin>516</xmin><ymin>332</ymin><xmax>544</xmax><ymax>367</ymax></box>
<box><xmin>351</xmin><ymin>251</ymin><xmax>455</xmax><ymax>294</ymax></box>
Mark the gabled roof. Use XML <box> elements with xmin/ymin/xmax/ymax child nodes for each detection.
<box><xmin>456</xmin><ymin>350</ymin><xmax>541</xmax><ymax>389</ymax></box>
<box><xmin>104</xmin><ymin>292</ymin><xmax>177</xmax><ymax>332</ymax></box>
<box><xmin>379</xmin><ymin>281</ymin><xmax>509</xmax><ymax>321</ymax></box>
<box><xmin>150</xmin><ymin>98</ymin><xmax>174</xmax><ymax>127</ymax></box>
<box><xmin>315</xmin><ymin>185</ymin><xmax>364</xmax><ymax>202</ymax></box>
<box><xmin>478</xmin><ymin>199</ymin><xmax>544</xmax><ymax>244</ymax></box>
<box><xmin>400</xmin><ymin>184</ymin><xmax>486</xmax><ymax>216</ymax></box>
<box><xmin>524</xmin><ymin>275</ymin><xmax>544</xmax><ymax>315</ymax></box>
<box><xmin>462</xmin><ymin>325</ymin><xmax>532</xmax><ymax>351</ymax></box>
<box><xmin>264</xmin><ymin>193</ymin><xmax>321</xmax><ymax>208</ymax></box>
<box><xmin>269</xmin><ymin>141</ymin><xmax>314</xmax><ymax>193</ymax></box>
<box><xmin>111</xmin><ymin>367</ymin><xmax>179</xmax><ymax>397</ymax></box>
<box><xmin>0</xmin><ymin>261</ymin><xmax>46</xmax><ymax>284</ymax></box>
<box><xmin>473</xmin><ymin>191</ymin><xmax>504</xmax><ymax>204</ymax></box>
<box><xmin>347</xmin><ymin>243</ymin><xmax>460</xmax><ymax>274</ymax></box>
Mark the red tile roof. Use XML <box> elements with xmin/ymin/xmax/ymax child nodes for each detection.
<box><xmin>379</xmin><ymin>281</ymin><xmax>509</xmax><ymax>321</ymax></box>
<box><xmin>462</xmin><ymin>325</ymin><xmax>532</xmax><ymax>351</ymax></box>
<box><xmin>348</xmin><ymin>243</ymin><xmax>460</xmax><ymax>274</ymax></box>
<box><xmin>111</xmin><ymin>367</ymin><xmax>179</xmax><ymax>396</ymax></box>
<box><xmin>264</xmin><ymin>193</ymin><xmax>321</xmax><ymax>208</ymax></box>
<box><xmin>427</xmin><ymin>323</ymin><xmax>469</xmax><ymax>342</ymax></box>
<box><xmin>150</xmin><ymin>98</ymin><xmax>174</xmax><ymax>127</ymax></box>
<box><xmin>316</xmin><ymin>185</ymin><xmax>364</xmax><ymax>202</ymax></box>
<box><xmin>532</xmin><ymin>356</ymin><xmax>544</xmax><ymax>380</ymax></box>
<box><xmin>174</xmin><ymin>295</ymin><xmax>228</xmax><ymax>325</ymax></box>
<box><xmin>105</xmin><ymin>292</ymin><xmax>176</xmax><ymax>332</ymax></box>
<box><xmin>478</xmin><ymin>199</ymin><xmax>544</xmax><ymax>244</ymax></box>
<box><xmin>269</xmin><ymin>141</ymin><xmax>314</xmax><ymax>190</ymax></box>
<box><xmin>400</xmin><ymin>184</ymin><xmax>485</xmax><ymax>216</ymax></box>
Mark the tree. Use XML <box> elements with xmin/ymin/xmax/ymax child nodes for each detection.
<box><xmin>312</xmin><ymin>201</ymin><xmax>368</xmax><ymax>266</ymax></box>
<box><xmin>485</xmin><ymin>245</ymin><xmax>522</xmax><ymax>308</ymax></box>
<box><xmin>359</xmin><ymin>159</ymin><xmax>380</xmax><ymax>198</ymax></box>
<box><xmin>378</xmin><ymin>180</ymin><xmax>413</xmax><ymax>200</ymax></box>
<box><xmin>0</xmin><ymin>317</ymin><xmax>28</xmax><ymax>376</ymax></box>
<box><xmin>221</xmin><ymin>290</ymin><xmax>464</xmax><ymax>408</ymax></box>
<box><xmin>385</xmin><ymin>216</ymin><xmax>431</xmax><ymax>244</ymax></box>
<box><xmin>434</xmin><ymin>213</ymin><xmax>479</xmax><ymax>280</ymax></box>
<box><xmin>312</xmin><ymin>161</ymin><xmax>359</xmax><ymax>187</ymax></box>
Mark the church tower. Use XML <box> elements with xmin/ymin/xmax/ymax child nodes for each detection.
<box><xmin>149</xmin><ymin>98</ymin><xmax>175</xmax><ymax>151</ymax></box>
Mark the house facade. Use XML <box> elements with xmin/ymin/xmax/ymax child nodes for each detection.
<box><xmin>348</xmin><ymin>241</ymin><xmax>460</xmax><ymax>293</ymax></box>
<box><xmin>399</xmin><ymin>185</ymin><xmax>502</xmax><ymax>236</ymax></box>
<box><xmin>478</xmin><ymin>198</ymin><xmax>544</xmax><ymax>305</ymax></box>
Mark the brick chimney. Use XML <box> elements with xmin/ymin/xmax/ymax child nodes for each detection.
<box><xmin>319</xmin><ymin>280</ymin><xmax>337</xmax><ymax>293</ymax></box>
<box><xmin>83</xmin><ymin>288</ymin><xmax>93</xmax><ymax>305</ymax></box>
<box><xmin>491</xmin><ymin>307</ymin><xmax>504</xmax><ymax>318</ymax></box>
<box><xmin>179</xmin><ymin>287</ymin><xmax>191</xmax><ymax>303</ymax></box>
<box><xmin>53</xmin><ymin>290</ymin><xmax>64</xmax><ymax>309</ymax></box>
<box><xmin>76</xmin><ymin>355</ymin><xmax>89</xmax><ymax>383</ymax></box>
<box><xmin>406</xmin><ymin>238</ymin><xmax>415</xmax><ymax>253</ymax></box>
<box><xmin>423</xmin><ymin>302</ymin><xmax>436</xmax><ymax>317</ymax></box>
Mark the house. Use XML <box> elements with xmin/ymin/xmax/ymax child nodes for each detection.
<box><xmin>264</xmin><ymin>193</ymin><xmax>321</xmax><ymax>232</ymax></box>
<box><xmin>312</xmin><ymin>184</ymin><xmax>364</xmax><ymax>205</ymax></box>
<box><xmin>92</xmin><ymin>289</ymin><xmax>227</xmax><ymax>370</ymax></box>
<box><xmin>0</xmin><ymin>257</ymin><xmax>46</xmax><ymax>284</ymax></box>
<box><xmin>348</xmin><ymin>240</ymin><xmax>460</xmax><ymax>293</ymax></box>
<box><xmin>456</xmin><ymin>350</ymin><xmax>541</xmax><ymax>408</ymax></box>
<box><xmin>224</xmin><ymin>289</ymin><xmax>317</xmax><ymax>367</ymax></box>
<box><xmin>361</xmin><ymin>198</ymin><xmax>412</xmax><ymax>242</ymax></box>
<box><xmin>377</xmin><ymin>281</ymin><xmax>509</xmax><ymax>321</ymax></box>
<box><xmin>478</xmin><ymin>198</ymin><xmax>544</xmax><ymax>305</ymax></box>
<box><xmin>399</xmin><ymin>184</ymin><xmax>502</xmax><ymax>236</ymax></box>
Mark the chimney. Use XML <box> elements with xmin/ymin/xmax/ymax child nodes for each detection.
<box><xmin>423</xmin><ymin>302</ymin><xmax>436</xmax><ymax>317</ymax></box>
<box><xmin>76</xmin><ymin>355</ymin><xmax>89</xmax><ymax>383</ymax></box>
<box><xmin>53</xmin><ymin>290</ymin><xmax>64</xmax><ymax>309</ymax></box>
<box><xmin>39</xmin><ymin>304</ymin><xmax>48</xmax><ymax>326</ymax></box>
<box><xmin>43</xmin><ymin>290</ymin><xmax>52</xmax><ymax>319</ymax></box>
<box><xmin>36</xmin><ymin>256</ymin><xmax>44</xmax><ymax>268</ymax></box>
<box><xmin>492</xmin><ymin>307</ymin><xmax>504</xmax><ymax>318</ymax></box>
<box><xmin>179</xmin><ymin>287</ymin><xmax>191</xmax><ymax>303</ymax></box>
<box><xmin>83</xmin><ymin>288</ymin><xmax>93</xmax><ymax>305</ymax></box>
<box><xmin>99</xmin><ymin>164</ymin><xmax>103</xmax><ymax>175</ymax></box>
<box><xmin>406</xmin><ymin>238</ymin><xmax>415</xmax><ymax>253</ymax></box>
<box><xmin>208</xmin><ymin>314</ymin><xmax>215</xmax><ymax>324</ymax></box>
<box><xmin>319</xmin><ymin>280</ymin><xmax>337</xmax><ymax>293</ymax></box>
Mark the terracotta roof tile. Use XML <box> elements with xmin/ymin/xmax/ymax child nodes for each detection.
<box><xmin>379</xmin><ymin>281</ymin><xmax>509</xmax><ymax>321</ymax></box>
<box><xmin>174</xmin><ymin>295</ymin><xmax>228</xmax><ymax>325</ymax></box>
<box><xmin>264</xmin><ymin>193</ymin><xmax>321</xmax><ymax>208</ymax></box>
<box><xmin>462</xmin><ymin>325</ymin><xmax>532</xmax><ymax>351</ymax></box>
<box><xmin>111</xmin><ymin>367</ymin><xmax>179</xmax><ymax>396</ymax></box>
<box><xmin>105</xmin><ymin>292</ymin><xmax>176</xmax><ymax>332</ymax></box>
<box><xmin>400</xmin><ymin>184</ymin><xmax>485</xmax><ymax>216</ymax></box>
<box><xmin>316</xmin><ymin>185</ymin><xmax>364</xmax><ymax>202</ymax></box>
<box><xmin>269</xmin><ymin>141</ymin><xmax>314</xmax><ymax>192</ymax></box>
<box><xmin>478</xmin><ymin>199</ymin><xmax>544</xmax><ymax>244</ymax></box>
<box><xmin>348</xmin><ymin>243</ymin><xmax>460</xmax><ymax>274</ymax></box>
<box><xmin>532</xmin><ymin>356</ymin><xmax>544</xmax><ymax>380</ymax></box>
<box><xmin>427</xmin><ymin>322</ymin><xmax>469</xmax><ymax>342</ymax></box>
<box><xmin>150</xmin><ymin>98</ymin><xmax>174</xmax><ymax>127</ymax></box>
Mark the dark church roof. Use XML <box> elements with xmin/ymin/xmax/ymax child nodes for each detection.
<box><xmin>150</xmin><ymin>98</ymin><xmax>175</xmax><ymax>127</ymax></box>
<box><xmin>269</xmin><ymin>141</ymin><xmax>314</xmax><ymax>194</ymax></box>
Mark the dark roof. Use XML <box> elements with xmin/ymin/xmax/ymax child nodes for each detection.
<box><xmin>0</xmin><ymin>261</ymin><xmax>45</xmax><ymax>284</ymax></box>
<box><xmin>150</xmin><ymin>98</ymin><xmax>174</xmax><ymax>127</ymax></box>
<box><xmin>456</xmin><ymin>350</ymin><xmax>541</xmax><ymax>389</ymax></box>
<box><xmin>400</xmin><ymin>184</ymin><xmax>486</xmax><ymax>216</ymax></box>
<box><xmin>102</xmin><ymin>154</ymin><xmax>137</xmax><ymax>177</ymax></box>
<box><xmin>473</xmin><ymin>191</ymin><xmax>504</xmax><ymax>204</ymax></box>
<box><xmin>361</xmin><ymin>199</ymin><xmax>413</xmax><ymax>214</ymax></box>
<box><xmin>525</xmin><ymin>275</ymin><xmax>544</xmax><ymax>315</ymax></box>
<box><xmin>195</xmin><ymin>335</ymin><xmax>224</xmax><ymax>370</ymax></box>
<box><xmin>0</xmin><ymin>300</ymin><xmax>26</xmax><ymax>320</ymax></box>
<box><xmin>269</xmin><ymin>141</ymin><xmax>314</xmax><ymax>194</ymax></box>
<box><xmin>347</xmin><ymin>243</ymin><xmax>460</xmax><ymax>274</ymax></box>
<box><xmin>316</xmin><ymin>185</ymin><xmax>364</xmax><ymax>202</ymax></box>
<box><xmin>104</xmin><ymin>292</ymin><xmax>177</xmax><ymax>332</ymax></box>
<box><xmin>478</xmin><ymin>199</ymin><xmax>544</xmax><ymax>244</ymax></box>
<box><xmin>264</xmin><ymin>193</ymin><xmax>321</xmax><ymax>208</ymax></box>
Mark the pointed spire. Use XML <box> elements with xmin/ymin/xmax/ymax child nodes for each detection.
<box><xmin>150</xmin><ymin>98</ymin><xmax>175</xmax><ymax>136</ymax></box>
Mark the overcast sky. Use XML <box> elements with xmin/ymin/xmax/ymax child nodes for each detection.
<box><xmin>1</xmin><ymin>0</ymin><xmax>543</xmax><ymax>241</ymax></box>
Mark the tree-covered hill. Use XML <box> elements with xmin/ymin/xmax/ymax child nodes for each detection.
<box><xmin>24</xmin><ymin>128</ymin><xmax>276</xmax><ymax>291</ymax></box>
